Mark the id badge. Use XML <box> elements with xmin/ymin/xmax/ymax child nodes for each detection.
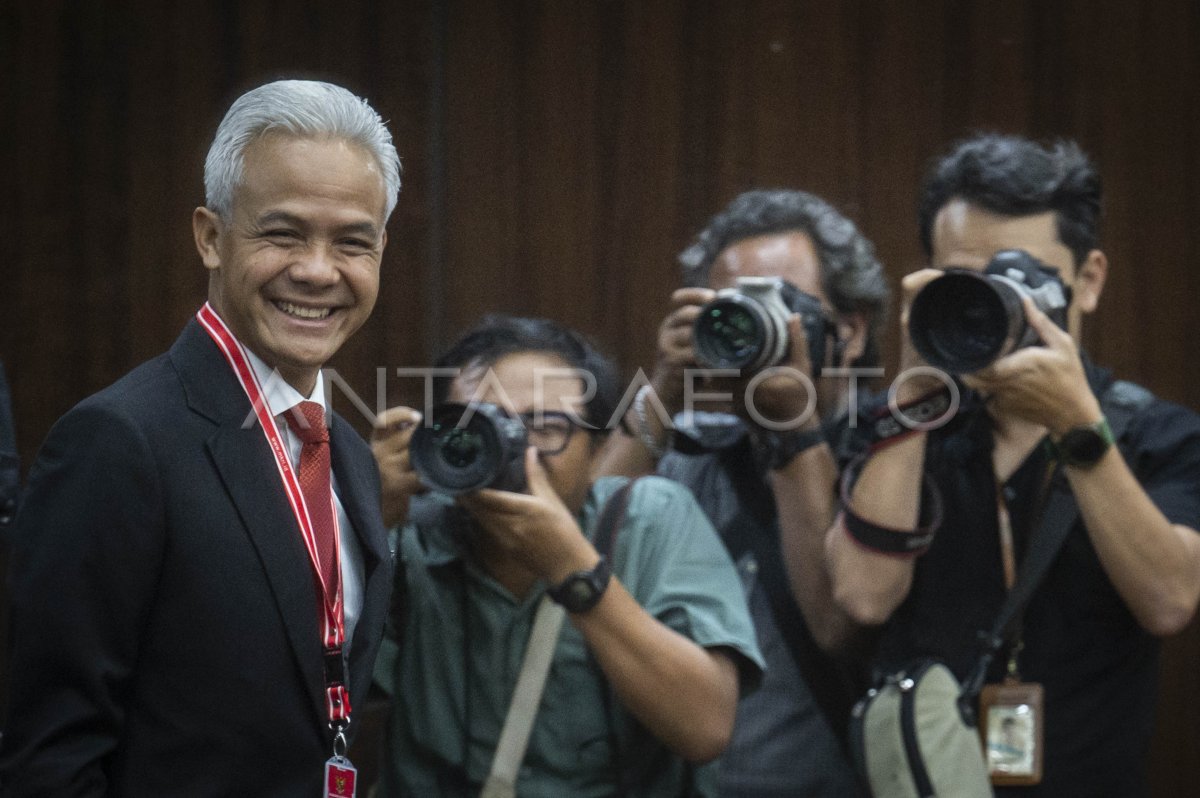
<box><xmin>978</xmin><ymin>680</ymin><xmax>1044</xmax><ymax>786</ymax></box>
<box><xmin>324</xmin><ymin>756</ymin><xmax>357</xmax><ymax>798</ymax></box>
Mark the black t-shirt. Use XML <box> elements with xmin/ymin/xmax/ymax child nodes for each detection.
<box><xmin>870</xmin><ymin>363</ymin><xmax>1200</xmax><ymax>798</ymax></box>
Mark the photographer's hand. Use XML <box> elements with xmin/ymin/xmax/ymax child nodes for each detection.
<box><xmin>895</xmin><ymin>268</ymin><xmax>947</xmax><ymax>402</ymax></box>
<box><xmin>651</xmin><ymin>287</ymin><xmax>717</xmax><ymax>413</ymax></box>
<box><xmin>467</xmin><ymin>450</ymin><xmax>741</xmax><ymax>760</ymax></box>
<box><xmin>735</xmin><ymin>313</ymin><xmax>819</xmax><ymax>428</ymax></box>
<box><xmin>971</xmin><ymin>299</ymin><xmax>1200</xmax><ymax>637</ymax></box>
<box><xmin>371</xmin><ymin>406</ymin><xmax>424</xmax><ymax>528</ymax></box>
<box><xmin>964</xmin><ymin>296</ymin><xmax>1102</xmax><ymax>435</ymax></box>
<box><xmin>592</xmin><ymin>287</ymin><xmax>715</xmax><ymax>478</ymax></box>
<box><xmin>460</xmin><ymin>447</ymin><xmax>599</xmax><ymax>585</ymax></box>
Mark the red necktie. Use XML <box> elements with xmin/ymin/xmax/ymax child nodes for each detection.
<box><xmin>285</xmin><ymin>401</ymin><xmax>339</xmax><ymax>598</ymax></box>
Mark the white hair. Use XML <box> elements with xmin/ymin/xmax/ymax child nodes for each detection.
<box><xmin>203</xmin><ymin>79</ymin><xmax>401</xmax><ymax>221</ymax></box>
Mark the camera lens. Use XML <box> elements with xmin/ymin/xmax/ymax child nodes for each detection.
<box><xmin>909</xmin><ymin>270</ymin><xmax>1025</xmax><ymax>374</ymax></box>
<box><xmin>694</xmin><ymin>297</ymin><xmax>771</xmax><ymax>370</ymax></box>
<box><xmin>410</xmin><ymin>403</ymin><xmax>527</xmax><ymax>495</ymax></box>
<box><xmin>440</xmin><ymin>427</ymin><xmax>485</xmax><ymax>468</ymax></box>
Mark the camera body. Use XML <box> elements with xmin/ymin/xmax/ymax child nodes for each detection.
<box><xmin>692</xmin><ymin>276</ymin><xmax>836</xmax><ymax>376</ymax></box>
<box><xmin>409</xmin><ymin>402</ymin><xmax>528</xmax><ymax>496</ymax></box>
<box><xmin>908</xmin><ymin>249</ymin><xmax>1071</xmax><ymax>374</ymax></box>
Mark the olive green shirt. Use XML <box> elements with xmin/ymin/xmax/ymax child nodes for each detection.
<box><xmin>374</xmin><ymin>476</ymin><xmax>763</xmax><ymax>797</ymax></box>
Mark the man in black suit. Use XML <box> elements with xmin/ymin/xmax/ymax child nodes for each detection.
<box><xmin>0</xmin><ymin>79</ymin><xmax>400</xmax><ymax>796</ymax></box>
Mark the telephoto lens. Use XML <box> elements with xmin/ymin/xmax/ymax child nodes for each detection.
<box><xmin>409</xmin><ymin>402</ymin><xmax>528</xmax><ymax>496</ymax></box>
<box><xmin>693</xmin><ymin>276</ymin><xmax>836</xmax><ymax>376</ymax></box>
<box><xmin>908</xmin><ymin>249</ymin><xmax>1070</xmax><ymax>374</ymax></box>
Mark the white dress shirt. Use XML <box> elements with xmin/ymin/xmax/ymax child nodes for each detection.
<box><xmin>243</xmin><ymin>348</ymin><xmax>365</xmax><ymax>648</ymax></box>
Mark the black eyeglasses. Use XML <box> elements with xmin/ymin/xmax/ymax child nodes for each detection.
<box><xmin>516</xmin><ymin>410</ymin><xmax>584</xmax><ymax>455</ymax></box>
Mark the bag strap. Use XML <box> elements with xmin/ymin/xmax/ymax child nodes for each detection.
<box><xmin>961</xmin><ymin>379</ymin><xmax>1151</xmax><ymax>704</ymax></box>
<box><xmin>482</xmin><ymin>478</ymin><xmax>639</xmax><ymax>798</ymax></box>
<box><xmin>481</xmin><ymin>595</ymin><xmax>567</xmax><ymax>798</ymax></box>
<box><xmin>591</xmin><ymin>477</ymin><xmax>701</xmax><ymax>797</ymax></box>
<box><xmin>592</xmin><ymin>478</ymin><xmax>638</xmax><ymax>798</ymax></box>
<box><xmin>593</xmin><ymin>477</ymin><xmax>637</xmax><ymax>559</ymax></box>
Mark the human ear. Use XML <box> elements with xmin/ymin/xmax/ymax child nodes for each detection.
<box><xmin>836</xmin><ymin>311</ymin><xmax>870</xmax><ymax>366</ymax></box>
<box><xmin>1072</xmin><ymin>249</ymin><xmax>1108</xmax><ymax>315</ymax></box>
<box><xmin>192</xmin><ymin>207</ymin><xmax>224</xmax><ymax>270</ymax></box>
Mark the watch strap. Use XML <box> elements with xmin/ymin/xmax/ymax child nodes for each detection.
<box><xmin>761</xmin><ymin>426</ymin><xmax>826</xmax><ymax>470</ymax></box>
<box><xmin>546</xmin><ymin>556</ymin><xmax>611</xmax><ymax>613</ymax></box>
<box><xmin>1047</xmin><ymin>417</ymin><xmax>1114</xmax><ymax>468</ymax></box>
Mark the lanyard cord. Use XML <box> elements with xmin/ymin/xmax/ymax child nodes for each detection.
<box><xmin>196</xmin><ymin>304</ymin><xmax>350</xmax><ymax>733</ymax></box>
<box><xmin>994</xmin><ymin>454</ymin><xmax>1058</xmax><ymax>680</ymax></box>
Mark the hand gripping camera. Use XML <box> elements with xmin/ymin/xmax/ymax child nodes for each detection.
<box><xmin>692</xmin><ymin>276</ymin><xmax>838</xmax><ymax>376</ymax></box>
<box><xmin>908</xmin><ymin>249</ymin><xmax>1072</xmax><ymax>374</ymax></box>
<box><xmin>409</xmin><ymin>402</ymin><xmax>528</xmax><ymax>496</ymax></box>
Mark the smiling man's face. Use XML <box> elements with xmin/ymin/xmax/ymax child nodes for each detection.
<box><xmin>193</xmin><ymin>133</ymin><xmax>388</xmax><ymax>394</ymax></box>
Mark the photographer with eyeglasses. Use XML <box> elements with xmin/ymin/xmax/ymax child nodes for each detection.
<box><xmin>369</xmin><ymin>315</ymin><xmax>763</xmax><ymax>797</ymax></box>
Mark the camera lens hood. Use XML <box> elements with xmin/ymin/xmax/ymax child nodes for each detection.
<box><xmin>909</xmin><ymin>268</ymin><xmax>1026</xmax><ymax>374</ymax></box>
<box><xmin>410</xmin><ymin>402</ymin><xmax>528</xmax><ymax>495</ymax></box>
<box><xmin>694</xmin><ymin>292</ymin><xmax>774</xmax><ymax>371</ymax></box>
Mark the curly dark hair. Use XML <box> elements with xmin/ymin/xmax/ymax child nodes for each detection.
<box><xmin>431</xmin><ymin>315</ymin><xmax>620</xmax><ymax>432</ymax></box>
<box><xmin>678</xmin><ymin>189</ymin><xmax>890</xmax><ymax>366</ymax></box>
<box><xmin>917</xmin><ymin>133</ymin><xmax>1102</xmax><ymax>267</ymax></box>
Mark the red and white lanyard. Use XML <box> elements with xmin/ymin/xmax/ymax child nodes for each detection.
<box><xmin>197</xmin><ymin>303</ymin><xmax>351</xmax><ymax>729</ymax></box>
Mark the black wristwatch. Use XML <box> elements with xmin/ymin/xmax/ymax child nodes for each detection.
<box><xmin>547</xmin><ymin>556</ymin><xmax>611</xmax><ymax>613</ymax></box>
<box><xmin>1049</xmin><ymin>417</ymin><xmax>1114</xmax><ymax>468</ymax></box>
<box><xmin>760</xmin><ymin>426</ymin><xmax>826</xmax><ymax>471</ymax></box>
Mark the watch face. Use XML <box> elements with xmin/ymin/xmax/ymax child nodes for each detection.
<box><xmin>550</xmin><ymin>557</ymin><xmax>610</xmax><ymax>612</ymax></box>
<box><xmin>564</xmin><ymin>579</ymin><xmax>596</xmax><ymax>607</ymax></box>
<box><xmin>1060</xmin><ymin>426</ymin><xmax>1109</xmax><ymax>465</ymax></box>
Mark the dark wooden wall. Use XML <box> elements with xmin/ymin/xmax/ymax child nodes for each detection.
<box><xmin>2</xmin><ymin>1</ymin><xmax>1197</xmax><ymax>792</ymax></box>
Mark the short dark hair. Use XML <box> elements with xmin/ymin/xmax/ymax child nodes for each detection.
<box><xmin>678</xmin><ymin>189</ymin><xmax>890</xmax><ymax>365</ymax></box>
<box><xmin>432</xmin><ymin>315</ymin><xmax>620</xmax><ymax>432</ymax></box>
<box><xmin>917</xmin><ymin>133</ymin><xmax>1102</xmax><ymax>266</ymax></box>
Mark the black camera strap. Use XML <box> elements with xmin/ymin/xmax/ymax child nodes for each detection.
<box><xmin>959</xmin><ymin>379</ymin><xmax>1152</xmax><ymax>707</ymax></box>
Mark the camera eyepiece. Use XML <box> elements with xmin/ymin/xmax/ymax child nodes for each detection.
<box><xmin>908</xmin><ymin>249</ymin><xmax>1070</xmax><ymax>374</ymax></box>
<box><xmin>409</xmin><ymin>402</ymin><xmax>528</xmax><ymax>496</ymax></box>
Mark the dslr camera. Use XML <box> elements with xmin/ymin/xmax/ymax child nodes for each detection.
<box><xmin>409</xmin><ymin>402</ymin><xmax>527</xmax><ymax>496</ymax></box>
<box><xmin>908</xmin><ymin>249</ymin><xmax>1071</xmax><ymax>374</ymax></box>
<box><xmin>692</xmin><ymin>276</ymin><xmax>838</xmax><ymax>375</ymax></box>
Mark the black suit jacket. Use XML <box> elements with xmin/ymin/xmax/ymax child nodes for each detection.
<box><xmin>0</xmin><ymin>320</ymin><xmax>393</xmax><ymax>796</ymax></box>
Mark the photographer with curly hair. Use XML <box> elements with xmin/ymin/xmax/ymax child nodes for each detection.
<box><xmin>597</xmin><ymin>189</ymin><xmax>890</xmax><ymax>797</ymax></box>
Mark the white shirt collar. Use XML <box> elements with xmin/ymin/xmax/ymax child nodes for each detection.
<box><xmin>241</xmin><ymin>345</ymin><xmax>328</xmax><ymax>418</ymax></box>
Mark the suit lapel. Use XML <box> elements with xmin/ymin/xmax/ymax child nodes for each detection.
<box><xmin>171</xmin><ymin>320</ymin><xmax>330</xmax><ymax>732</ymax></box>
<box><xmin>328</xmin><ymin>414</ymin><xmax>390</xmax><ymax>697</ymax></box>
<box><xmin>330</xmin><ymin>416</ymin><xmax>389</xmax><ymax>570</ymax></box>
